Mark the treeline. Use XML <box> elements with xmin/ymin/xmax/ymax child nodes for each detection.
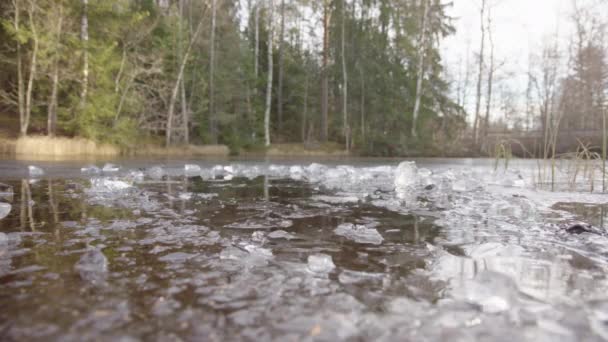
<box><xmin>0</xmin><ymin>0</ymin><xmax>463</xmax><ymax>155</ymax></box>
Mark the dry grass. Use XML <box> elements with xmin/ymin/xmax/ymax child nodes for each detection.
<box><xmin>128</xmin><ymin>144</ymin><xmax>230</xmax><ymax>157</ymax></box>
<box><xmin>15</xmin><ymin>136</ymin><xmax>120</xmax><ymax>158</ymax></box>
<box><xmin>265</xmin><ymin>143</ymin><xmax>350</xmax><ymax>157</ymax></box>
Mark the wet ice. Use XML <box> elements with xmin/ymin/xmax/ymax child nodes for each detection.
<box><xmin>2</xmin><ymin>159</ymin><xmax>608</xmax><ymax>341</ymax></box>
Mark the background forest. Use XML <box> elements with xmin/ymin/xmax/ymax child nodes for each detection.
<box><xmin>0</xmin><ymin>0</ymin><xmax>462</xmax><ymax>156</ymax></box>
<box><xmin>1</xmin><ymin>0</ymin><xmax>606</xmax><ymax>157</ymax></box>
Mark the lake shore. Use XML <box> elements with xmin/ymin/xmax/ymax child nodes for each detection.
<box><xmin>0</xmin><ymin>136</ymin><xmax>356</xmax><ymax>160</ymax></box>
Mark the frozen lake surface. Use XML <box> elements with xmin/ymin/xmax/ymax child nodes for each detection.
<box><xmin>1</xmin><ymin>158</ymin><xmax>608</xmax><ymax>341</ymax></box>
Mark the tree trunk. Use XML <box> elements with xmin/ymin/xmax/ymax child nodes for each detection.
<box><xmin>13</xmin><ymin>0</ymin><xmax>25</xmax><ymax>135</ymax></box>
<box><xmin>48</xmin><ymin>5</ymin><xmax>63</xmax><ymax>137</ymax></box>
<box><xmin>80</xmin><ymin>0</ymin><xmax>89</xmax><ymax>110</ymax></box>
<box><xmin>473</xmin><ymin>0</ymin><xmax>486</xmax><ymax>147</ymax></box>
<box><xmin>254</xmin><ymin>2</ymin><xmax>260</xmax><ymax>79</ymax></box>
<box><xmin>341</xmin><ymin>0</ymin><xmax>349</xmax><ymax>150</ymax></box>
<box><xmin>166</xmin><ymin>18</ymin><xmax>204</xmax><ymax>146</ymax></box>
<box><xmin>179</xmin><ymin>0</ymin><xmax>189</xmax><ymax>144</ymax></box>
<box><xmin>320</xmin><ymin>0</ymin><xmax>330</xmax><ymax>142</ymax></box>
<box><xmin>482</xmin><ymin>10</ymin><xmax>494</xmax><ymax>147</ymax></box>
<box><xmin>264</xmin><ymin>0</ymin><xmax>274</xmax><ymax>147</ymax></box>
<box><xmin>276</xmin><ymin>0</ymin><xmax>285</xmax><ymax>133</ymax></box>
<box><xmin>411</xmin><ymin>0</ymin><xmax>428</xmax><ymax>139</ymax></box>
<box><xmin>302</xmin><ymin>69</ymin><xmax>309</xmax><ymax>143</ymax></box>
<box><xmin>208</xmin><ymin>0</ymin><xmax>217</xmax><ymax>143</ymax></box>
<box><xmin>360</xmin><ymin>65</ymin><xmax>365</xmax><ymax>144</ymax></box>
<box><xmin>23</xmin><ymin>0</ymin><xmax>39</xmax><ymax>136</ymax></box>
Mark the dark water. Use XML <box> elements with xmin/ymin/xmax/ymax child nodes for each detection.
<box><xmin>1</xmin><ymin>160</ymin><xmax>608</xmax><ymax>341</ymax></box>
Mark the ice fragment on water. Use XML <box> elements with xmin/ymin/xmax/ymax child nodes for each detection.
<box><xmin>184</xmin><ymin>164</ymin><xmax>201</xmax><ymax>176</ymax></box>
<box><xmin>0</xmin><ymin>203</ymin><xmax>11</xmax><ymax>220</ymax></box>
<box><xmin>0</xmin><ymin>183</ymin><xmax>13</xmax><ymax>202</ymax></box>
<box><xmin>394</xmin><ymin>161</ymin><xmax>418</xmax><ymax>200</ymax></box>
<box><xmin>307</xmin><ymin>254</ymin><xmax>336</xmax><ymax>274</ymax></box>
<box><xmin>146</xmin><ymin>166</ymin><xmax>165</xmax><ymax>180</ymax></box>
<box><xmin>75</xmin><ymin>249</ymin><xmax>108</xmax><ymax>284</ymax></box>
<box><xmin>334</xmin><ymin>223</ymin><xmax>383</xmax><ymax>245</ymax></box>
<box><xmin>81</xmin><ymin>165</ymin><xmax>101</xmax><ymax>175</ymax></box>
<box><xmin>87</xmin><ymin>178</ymin><xmax>132</xmax><ymax>193</ymax></box>
<box><xmin>102</xmin><ymin>163</ymin><xmax>120</xmax><ymax>172</ymax></box>
<box><xmin>28</xmin><ymin>165</ymin><xmax>44</xmax><ymax>177</ymax></box>
<box><xmin>267</xmin><ymin>230</ymin><xmax>296</xmax><ymax>240</ymax></box>
<box><xmin>158</xmin><ymin>252</ymin><xmax>195</xmax><ymax>263</ymax></box>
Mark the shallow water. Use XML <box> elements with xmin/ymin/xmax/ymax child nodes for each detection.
<box><xmin>1</xmin><ymin>159</ymin><xmax>608</xmax><ymax>341</ymax></box>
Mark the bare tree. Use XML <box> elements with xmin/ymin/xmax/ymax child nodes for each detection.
<box><xmin>482</xmin><ymin>7</ymin><xmax>495</xmax><ymax>144</ymax></box>
<box><xmin>277</xmin><ymin>0</ymin><xmax>285</xmax><ymax>133</ymax></box>
<box><xmin>47</xmin><ymin>3</ymin><xmax>64</xmax><ymax>137</ymax></box>
<box><xmin>411</xmin><ymin>0</ymin><xmax>429</xmax><ymax>139</ymax></box>
<box><xmin>80</xmin><ymin>0</ymin><xmax>89</xmax><ymax>109</ymax></box>
<box><xmin>341</xmin><ymin>0</ymin><xmax>350</xmax><ymax>150</ymax></box>
<box><xmin>265</xmin><ymin>0</ymin><xmax>274</xmax><ymax>147</ymax></box>
<box><xmin>21</xmin><ymin>0</ymin><xmax>39</xmax><ymax>136</ymax></box>
<box><xmin>209</xmin><ymin>0</ymin><xmax>217</xmax><ymax>143</ymax></box>
<box><xmin>166</xmin><ymin>15</ymin><xmax>205</xmax><ymax>146</ymax></box>
<box><xmin>254</xmin><ymin>1</ymin><xmax>260</xmax><ymax>79</ymax></box>
<box><xmin>320</xmin><ymin>0</ymin><xmax>331</xmax><ymax>142</ymax></box>
<box><xmin>472</xmin><ymin>0</ymin><xmax>486</xmax><ymax>146</ymax></box>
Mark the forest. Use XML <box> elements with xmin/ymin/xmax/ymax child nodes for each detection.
<box><xmin>0</xmin><ymin>0</ymin><xmax>606</xmax><ymax>157</ymax></box>
<box><xmin>0</xmin><ymin>0</ymin><xmax>463</xmax><ymax>156</ymax></box>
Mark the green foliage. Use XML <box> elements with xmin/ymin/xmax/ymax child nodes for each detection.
<box><xmin>0</xmin><ymin>0</ymin><xmax>461</xmax><ymax>156</ymax></box>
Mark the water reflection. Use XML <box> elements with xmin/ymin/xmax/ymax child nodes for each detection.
<box><xmin>432</xmin><ymin>243</ymin><xmax>608</xmax><ymax>302</ymax></box>
<box><xmin>0</xmin><ymin>174</ymin><xmax>607</xmax><ymax>340</ymax></box>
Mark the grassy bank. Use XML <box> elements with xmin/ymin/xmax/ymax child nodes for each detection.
<box><xmin>1</xmin><ymin>136</ymin><xmax>355</xmax><ymax>160</ymax></box>
<box><xmin>14</xmin><ymin>136</ymin><xmax>120</xmax><ymax>158</ymax></box>
<box><xmin>126</xmin><ymin>144</ymin><xmax>230</xmax><ymax>157</ymax></box>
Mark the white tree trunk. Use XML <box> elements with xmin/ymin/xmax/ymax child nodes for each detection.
<box><xmin>264</xmin><ymin>0</ymin><xmax>274</xmax><ymax>147</ymax></box>
<box><xmin>48</xmin><ymin>5</ymin><xmax>63</xmax><ymax>137</ymax></box>
<box><xmin>179</xmin><ymin>0</ymin><xmax>189</xmax><ymax>144</ymax></box>
<box><xmin>411</xmin><ymin>0</ymin><xmax>428</xmax><ymax>139</ymax></box>
<box><xmin>80</xmin><ymin>0</ymin><xmax>89</xmax><ymax>109</ymax></box>
<box><xmin>23</xmin><ymin>0</ymin><xmax>39</xmax><ymax>136</ymax></box>
<box><xmin>254</xmin><ymin>2</ymin><xmax>260</xmax><ymax>79</ymax></box>
<box><xmin>483</xmin><ymin>9</ymin><xmax>494</xmax><ymax>146</ymax></box>
<box><xmin>166</xmin><ymin>20</ymin><xmax>204</xmax><ymax>146</ymax></box>
<box><xmin>341</xmin><ymin>0</ymin><xmax>349</xmax><ymax>150</ymax></box>
<box><xmin>209</xmin><ymin>0</ymin><xmax>217</xmax><ymax>143</ymax></box>
<box><xmin>13</xmin><ymin>0</ymin><xmax>25</xmax><ymax>134</ymax></box>
<box><xmin>473</xmin><ymin>0</ymin><xmax>486</xmax><ymax>146</ymax></box>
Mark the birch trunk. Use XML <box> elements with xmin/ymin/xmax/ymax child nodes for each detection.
<box><xmin>254</xmin><ymin>2</ymin><xmax>260</xmax><ymax>79</ymax></box>
<box><xmin>264</xmin><ymin>0</ymin><xmax>274</xmax><ymax>147</ymax></box>
<box><xmin>80</xmin><ymin>0</ymin><xmax>89</xmax><ymax>109</ymax></box>
<box><xmin>302</xmin><ymin>70</ymin><xmax>309</xmax><ymax>143</ymax></box>
<box><xmin>276</xmin><ymin>0</ymin><xmax>285</xmax><ymax>133</ymax></box>
<box><xmin>473</xmin><ymin>0</ymin><xmax>486</xmax><ymax>147</ymax></box>
<box><xmin>483</xmin><ymin>10</ymin><xmax>494</xmax><ymax>146</ymax></box>
<box><xmin>320</xmin><ymin>0</ymin><xmax>330</xmax><ymax>142</ymax></box>
<box><xmin>23</xmin><ymin>0</ymin><xmax>39</xmax><ymax>136</ymax></box>
<box><xmin>179</xmin><ymin>0</ymin><xmax>189</xmax><ymax>144</ymax></box>
<box><xmin>166</xmin><ymin>19</ymin><xmax>204</xmax><ymax>146</ymax></box>
<box><xmin>13</xmin><ymin>0</ymin><xmax>25</xmax><ymax>134</ymax></box>
<box><xmin>341</xmin><ymin>0</ymin><xmax>349</xmax><ymax>150</ymax></box>
<box><xmin>208</xmin><ymin>0</ymin><xmax>217</xmax><ymax>143</ymax></box>
<box><xmin>411</xmin><ymin>0</ymin><xmax>428</xmax><ymax>139</ymax></box>
<box><xmin>48</xmin><ymin>5</ymin><xmax>63</xmax><ymax>137</ymax></box>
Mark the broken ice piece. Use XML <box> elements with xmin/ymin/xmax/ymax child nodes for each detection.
<box><xmin>185</xmin><ymin>164</ymin><xmax>201</xmax><ymax>176</ymax></box>
<box><xmin>75</xmin><ymin>249</ymin><xmax>108</xmax><ymax>284</ymax></box>
<box><xmin>147</xmin><ymin>166</ymin><xmax>165</xmax><ymax>180</ymax></box>
<box><xmin>307</xmin><ymin>254</ymin><xmax>336</xmax><ymax>274</ymax></box>
<box><xmin>102</xmin><ymin>163</ymin><xmax>120</xmax><ymax>172</ymax></box>
<box><xmin>28</xmin><ymin>165</ymin><xmax>44</xmax><ymax>177</ymax></box>
<box><xmin>81</xmin><ymin>165</ymin><xmax>101</xmax><ymax>174</ymax></box>
<box><xmin>0</xmin><ymin>203</ymin><xmax>11</xmax><ymax>220</ymax></box>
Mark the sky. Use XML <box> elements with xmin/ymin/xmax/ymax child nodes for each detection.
<box><xmin>441</xmin><ymin>0</ymin><xmax>572</xmax><ymax>125</ymax></box>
